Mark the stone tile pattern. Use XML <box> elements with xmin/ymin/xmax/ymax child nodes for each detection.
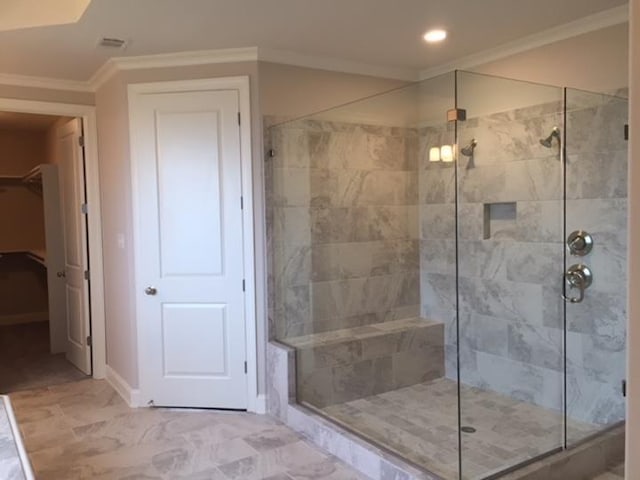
<box><xmin>266</xmin><ymin>118</ymin><xmax>421</xmax><ymax>341</ymax></box>
<box><xmin>289</xmin><ymin>318</ymin><xmax>444</xmax><ymax>408</ymax></box>
<box><xmin>419</xmin><ymin>95</ymin><xmax>628</xmax><ymax>427</ymax></box>
<box><xmin>266</xmin><ymin>342</ymin><xmax>442</xmax><ymax>480</ymax></box>
<box><xmin>321</xmin><ymin>378</ymin><xmax>598</xmax><ymax>480</ymax></box>
<box><xmin>0</xmin><ymin>399</ymin><xmax>27</xmax><ymax>480</ymax></box>
<box><xmin>9</xmin><ymin>379</ymin><xmax>368</xmax><ymax>480</ymax></box>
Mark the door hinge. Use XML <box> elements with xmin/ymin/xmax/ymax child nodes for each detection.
<box><xmin>84</xmin><ymin>270</ymin><xmax>90</xmax><ymax>280</ymax></box>
<box><xmin>78</xmin><ymin>135</ymin><xmax>85</xmax><ymax>147</ymax></box>
<box><xmin>238</xmin><ymin>112</ymin><xmax>241</xmax><ymax>126</ymax></box>
<box><xmin>240</xmin><ymin>196</ymin><xmax>244</xmax><ymax>210</ymax></box>
<box><xmin>624</xmin><ymin>124</ymin><xmax>629</xmax><ymax>141</ymax></box>
<box><xmin>622</xmin><ymin>379</ymin><xmax>627</xmax><ymax>397</ymax></box>
<box><xmin>242</xmin><ymin>279</ymin><xmax>246</xmax><ymax>292</ymax></box>
<box><xmin>244</xmin><ymin>361</ymin><xmax>247</xmax><ymax>374</ymax></box>
<box><xmin>81</xmin><ymin>203</ymin><xmax>88</xmax><ymax>215</ymax></box>
<box><xmin>267</xmin><ymin>149</ymin><xmax>275</xmax><ymax>159</ymax></box>
<box><xmin>86</xmin><ymin>335</ymin><xmax>92</xmax><ymax>347</ymax></box>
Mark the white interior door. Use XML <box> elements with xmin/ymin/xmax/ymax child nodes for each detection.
<box><xmin>57</xmin><ymin>118</ymin><xmax>91</xmax><ymax>374</ymax></box>
<box><xmin>133</xmin><ymin>89</ymin><xmax>248</xmax><ymax>409</ymax></box>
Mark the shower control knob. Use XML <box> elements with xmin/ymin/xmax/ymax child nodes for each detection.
<box><xmin>567</xmin><ymin>230</ymin><xmax>593</xmax><ymax>256</ymax></box>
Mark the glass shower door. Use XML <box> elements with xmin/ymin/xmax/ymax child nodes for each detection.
<box><xmin>564</xmin><ymin>88</ymin><xmax>628</xmax><ymax>445</ymax></box>
<box><xmin>455</xmin><ymin>71</ymin><xmax>566</xmax><ymax>479</ymax></box>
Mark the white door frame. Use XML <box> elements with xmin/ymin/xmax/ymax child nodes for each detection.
<box><xmin>128</xmin><ymin>76</ymin><xmax>260</xmax><ymax>412</ymax></box>
<box><xmin>0</xmin><ymin>98</ymin><xmax>106</xmax><ymax>379</ymax></box>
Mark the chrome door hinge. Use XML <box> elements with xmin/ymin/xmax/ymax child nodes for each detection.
<box><xmin>84</xmin><ymin>270</ymin><xmax>90</xmax><ymax>280</ymax></box>
<box><xmin>78</xmin><ymin>135</ymin><xmax>85</xmax><ymax>147</ymax></box>
<box><xmin>238</xmin><ymin>112</ymin><xmax>241</xmax><ymax>125</ymax></box>
<box><xmin>242</xmin><ymin>279</ymin><xmax>246</xmax><ymax>292</ymax></box>
<box><xmin>81</xmin><ymin>203</ymin><xmax>88</xmax><ymax>215</ymax></box>
<box><xmin>240</xmin><ymin>196</ymin><xmax>244</xmax><ymax>210</ymax></box>
<box><xmin>86</xmin><ymin>335</ymin><xmax>92</xmax><ymax>347</ymax></box>
<box><xmin>244</xmin><ymin>361</ymin><xmax>248</xmax><ymax>374</ymax></box>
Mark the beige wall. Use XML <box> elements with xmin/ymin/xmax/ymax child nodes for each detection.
<box><xmin>473</xmin><ymin>23</ymin><xmax>629</xmax><ymax>92</ymax></box>
<box><xmin>258</xmin><ymin>61</ymin><xmax>407</xmax><ymax>118</ymax></box>
<box><xmin>626</xmin><ymin>0</ymin><xmax>638</xmax><ymax>474</ymax></box>
<box><xmin>0</xmin><ymin>84</ymin><xmax>93</xmax><ymax>105</ymax></box>
<box><xmin>0</xmin><ymin>129</ymin><xmax>47</xmax><ymax>251</ymax></box>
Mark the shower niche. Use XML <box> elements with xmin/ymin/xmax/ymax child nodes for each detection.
<box><xmin>266</xmin><ymin>71</ymin><xmax>628</xmax><ymax>480</ymax></box>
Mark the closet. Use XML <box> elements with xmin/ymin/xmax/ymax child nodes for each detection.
<box><xmin>0</xmin><ymin>113</ymin><xmax>87</xmax><ymax>392</ymax></box>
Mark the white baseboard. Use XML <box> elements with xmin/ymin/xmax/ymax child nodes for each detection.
<box><xmin>252</xmin><ymin>394</ymin><xmax>267</xmax><ymax>414</ymax></box>
<box><xmin>105</xmin><ymin>365</ymin><xmax>142</xmax><ymax>408</ymax></box>
<box><xmin>0</xmin><ymin>312</ymin><xmax>48</xmax><ymax>326</ymax></box>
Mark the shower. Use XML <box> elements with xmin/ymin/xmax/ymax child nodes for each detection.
<box><xmin>460</xmin><ymin>138</ymin><xmax>477</xmax><ymax>157</ymax></box>
<box><xmin>540</xmin><ymin>126</ymin><xmax>561</xmax><ymax>147</ymax></box>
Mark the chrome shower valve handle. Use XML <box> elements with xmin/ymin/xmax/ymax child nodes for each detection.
<box><xmin>562</xmin><ymin>264</ymin><xmax>593</xmax><ymax>304</ymax></box>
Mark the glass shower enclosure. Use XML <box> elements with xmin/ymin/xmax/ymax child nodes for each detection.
<box><xmin>266</xmin><ymin>71</ymin><xmax>628</xmax><ymax>479</ymax></box>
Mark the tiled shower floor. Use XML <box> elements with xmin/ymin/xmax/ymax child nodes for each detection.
<box><xmin>316</xmin><ymin>378</ymin><xmax>598</xmax><ymax>480</ymax></box>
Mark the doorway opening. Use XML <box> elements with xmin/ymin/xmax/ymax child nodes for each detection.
<box><xmin>0</xmin><ymin>112</ymin><xmax>92</xmax><ymax>393</ymax></box>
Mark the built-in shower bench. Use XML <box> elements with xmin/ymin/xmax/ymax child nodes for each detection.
<box><xmin>285</xmin><ymin>317</ymin><xmax>445</xmax><ymax>408</ymax></box>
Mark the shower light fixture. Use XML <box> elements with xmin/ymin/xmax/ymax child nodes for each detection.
<box><xmin>424</xmin><ymin>29</ymin><xmax>447</xmax><ymax>43</ymax></box>
<box><xmin>429</xmin><ymin>145</ymin><xmax>455</xmax><ymax>162</ymax></box>
<box><xmin>440</xmin><ymin>145</ymin><xmax>454</xmax><ymax>162</ymax></box>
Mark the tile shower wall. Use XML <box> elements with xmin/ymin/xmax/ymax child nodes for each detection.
<box><xmin>419</xmin><ymin>98</ymin><xmax>627</xmax><ymax>426</ymax></box>
<box><xmin>267</xmin><ymin>119</ymin><xmax>421</xmax><ymax>340</ymax></box>
<box><xmin>565</xmin><ymin>93</ymin><xmax>628</xmax><ymax>428</ymax></box>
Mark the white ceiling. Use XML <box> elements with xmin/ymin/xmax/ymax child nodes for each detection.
<box><xmin>0</xmin><ymin>0</ymin><xmax>628</xmax><ymax>82</ymax></box>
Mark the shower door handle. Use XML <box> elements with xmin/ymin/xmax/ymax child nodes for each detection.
<box><xmin>562</xmin><ymin>264</ymin><xmax>592</xmax><ymax>304</ymax></box>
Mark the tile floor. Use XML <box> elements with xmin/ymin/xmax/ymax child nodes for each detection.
<box><xmin>0</xmin><ymin>322</ymin><xmax>87</xmax><ymax>393</ymax></box>
<box><xmin>4</xmin><ymin>378</ymin><xmax>624</xmax><ymax>480</ymax></box>
<box><xmin>319</xmin><ymin>378</ymin><xmax>598</xmax><ymax>480</ymax></box>
<box><xmin>9</xmin><ymin>380</ymin><xmax>367</xmax><ymax>480</ymax></box>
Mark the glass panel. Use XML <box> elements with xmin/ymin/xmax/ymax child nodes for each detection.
<box><xmin>564</xmin><ymin>88</ymin><xmax>628</xmax><ymax>445</ymax></box>
<box><xmin>266</xmin><ymin>73</ymin><xmax>460</xmax><ymax>478</ymax></box>
<box><xmin>455</xmin><ymin>71</ymin><xmax>565</xmax><ymax>479</ymax></box>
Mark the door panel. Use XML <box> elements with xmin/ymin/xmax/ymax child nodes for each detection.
<box><xmin>134</xmin><ymin>89</ymin><xmax>247</xmax><ymax>409</ymax></box>
<box><xmin>57</xmin><ymin>119</ymin><xmax>91</xmax><ymax>374</ymax></box>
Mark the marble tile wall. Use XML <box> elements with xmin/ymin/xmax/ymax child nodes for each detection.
<box><xmin>266</xmin><ymin>118</ymin><xmax>421</xmax><ymax>341</ymax></box>
<box><xmin>419</xmin><ymin>96</ymin><xmax>628</xmax><ymax>426</ymax></box>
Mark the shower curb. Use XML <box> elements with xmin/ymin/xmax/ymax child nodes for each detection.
<box><xmin>266</xmin><ymin>341</ymin><xmax>443</xmax><ymax>480</ymax></box>
<box><xmin>266</xmin><ymin>341</ymin><xmax>625</xmax><ymax>480</ymax></box>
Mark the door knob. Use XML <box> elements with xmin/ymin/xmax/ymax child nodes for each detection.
<box><xmin>145</xmin><ymin>286</ymin><xmax>157</xmax><ymax>296</ymax></box>
<box><xmin>57</xmin><ymin>271</ymin><xmax>66</xmax><ymax>278</ymax></box>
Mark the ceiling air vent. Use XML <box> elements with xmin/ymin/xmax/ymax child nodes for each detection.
<box><xmin>98</xmin><ymin>37</ymin><xmax>127</xmax><ymax>49</ymax></box>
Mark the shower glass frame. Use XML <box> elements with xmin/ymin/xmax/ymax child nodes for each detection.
<box><xmin>266</xmin><ymin>70</ymin><xmax>628</xmax><ymax>480</ymax></box>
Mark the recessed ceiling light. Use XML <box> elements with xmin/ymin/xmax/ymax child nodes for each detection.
<box><xmin>424</xmin><ymin>29</ymin><xmax>447</xmax><ymax>43</ymax></box>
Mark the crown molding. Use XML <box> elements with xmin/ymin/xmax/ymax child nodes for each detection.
<box><xmin>0</xmin><ymin>72</ymin><xmax>93</xmax><ymax>92</ymax></box>
<box><xmin>419</xmin><ymin>5</ymin><xmax>629</xmax><ymax>80</ymax></box>
<box><xmin>258</xmin><ymin>47</ymin><xmax>419</xmax><ymax>81</ymax></box>
<box><xmin>89</xmin><ymin>46</ymin><xmax>259</xmax><ymax>90</ymax></box>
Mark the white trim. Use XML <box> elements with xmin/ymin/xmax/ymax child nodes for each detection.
<box><xmin>2</xmin><ymin>396</ymin><xmax>35</xmax><ymax>480</ymax></box>
<box><xmin>0</xmin><ymin>98</ymin><xmax>107</xmax><ymax>380</ymax></box>
<box><xmin>257</xmin><ymin>47</ymin><xmax>418</xmax><ymax>81</ymax></box>
<box><xmin>0</xmin><ymin>72</ymin><xmax>93</xmax><ymax>92</ymax></box>
<box><xmin>89</xmin><ymin>47</ymin><xmax>259</xmax><ymax>90</ymax></box>
<box><xmin>128</xmin><ymin>76</ymin><xmax>260</xmax><ymax>413</ymax></box>
<box><xmin>106</xmin><ymin>365</ymin><xmax>142</xmax><ymax>408</ymax></box>
<box><xmin>419</xmin><ymin>5</ymin><xmax>630</xmax><ymax>79</ymax></box>
<box><xmin>254</xmin><ymin>394</ymin><xmax>267</xmax><ymax>414</ymax></box>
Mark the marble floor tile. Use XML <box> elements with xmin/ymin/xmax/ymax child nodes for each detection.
<box><xmin>320</xmin><ymin>378</ymin><xmax>598</xmax><ymax>480</ymax></box>
<box><xmin>9</xmin><ymin>380</ymin><xmax>369</xmax><ymax>480</ymax></box>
